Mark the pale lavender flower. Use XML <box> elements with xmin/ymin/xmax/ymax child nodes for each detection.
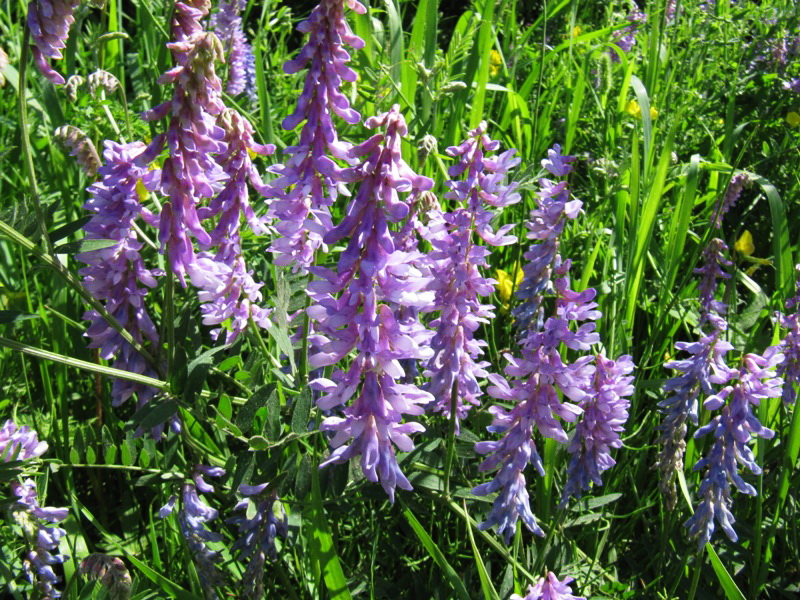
<box><xmin>211</xmin><ymin>0</ymin><xmax>257</xmax><ymax>100</ymax></box>
<box><xmin>78</xmin><ymin>141</ymin><xmax>167</xmax><ymax>432</ymax></box>
<box><xmin>26</xmin><ymin>0</ymin><xmax>80</xmax><ymax>84</ymax></box>
<box><xmin>712</xmin><ymin>173</ymin><xmax>750</xmax><ymax>229</ymax></box>
<box><xmin>64</xmin><ymin>74</ymin><xmax>84</xmax><ymax>101</ymax></box>
<box><xmin>665</xmin><ymin>0</ymin><xmax>677</xmax><ymax>24</ymax></box>
<box><xmin>657</xmin><ymin>238</ymin><xmax>736</xmax><ymax>509</ymax></box>
<box><xmin>784</xmin><ymin>77</ymin><xmax>800</xmax><ymax>93</ymax></box>
<box><xmin>187</xmin><ymin>108</ymin><xmax>274</xmax><ymax>343</ymax></box>
<box><xmin>266</xmin><ymin>0</ymin><xmax>366</xmax><ymax>271</ymax></box>
<box><xmin>307</xmin><ymin>106</ymin><xmax>435</xmax><ymax>501</ymax></box>
<box><xmin>142</xmin><ymin>2</ymin><xmax>228</xmax><ymax>285</ymax></box>
<box><xmin>561</xmin><ymin>353</ymin><xmax>634</xmax><ymax>504</ymax></box>
<box><xmin>10</xmin><ymin>479</ymin><xmax>69</xmax><ymax>599</ymax></box>
<box><xmin>511</xmin><ymin>572</ymin><xmax>586</xmax><ymax>600</ymax></box>
<box><xmin>79</xmin><ymin>554</ymin><xmax>132</xmax><ymax>600</ymax></box>
<box><xmin>610</xmin><ymin>4</ymin><xmax>646</xmax><ymax>61</ymax></box>
<box><xmin>423</xmin><ymin>122</ymin><xmax>519</xmax><ymax>427</ymax></box>
<box><xmin>777</xmin><ymin>266</ymin><xmax>800</xmax><ymax>405</ymax></box>
<box><xmin>228</xmin><ymin>483</ymin><xmax>289</xmax><ymax>600</ymax></box>
<box><xmin>686</xmin><ymin>347</ymin><xmax>782</xmax><ymax>547</ymax></box>
<box><xmin>54</xmin><ymin>124</ymin><xmax>101</xmax><ymax>176</ymax></box>
<box><xmin>0</xmin><ymin>420</ymin><xmax>48</xmax><ymax>462</ymax></box>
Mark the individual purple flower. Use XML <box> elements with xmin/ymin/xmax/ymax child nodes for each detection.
<box><xmin>78</xmin><ymin>140</ymin><xmax>168</xmax><ymax>434</ymax></box>
<box><xmin>55</xmin><ymin>124</ymin><xmax>101</xmax><ymax>176</ymax></box>
<box><xmin>784</xmin><ymin>77</ymin><xmax>800</xmax><ymax>93</ymax></box>
<box><xmin>80</xmin><ymin>554</ymin><xmax>132</xmax><ymax>600</ymax></box>
<box><xmin>266</xmin><ymin>0</ymin><xmax>366</xmax><ymax>271</ymax></box>
<box><xmin>228</xmin><ymin>483</ymin><xmax>289</xmax><ymax>599</ymax></box>
<box><xmin>712</xmin><ymin>173</ymin><xmax>750</xmax><ymax>229</ymax></box>
<box><xmin>211</xmin><ymin>0</ymin><xmax>257</xmax><ymax>100</ymax></box>
<box><xmin>610</xmin><ymin>4</ymin><xmax>646</xmax><ymax>61</ymax></box>
<box><xmin>423</xmin><ymin>122</ymin><xmax>519</xmax><ymax>428</ymax></box>
<box><xmin>657</xmin><ymin>238</ymin><xmax>736</xmax><ymax>509</ymax></box>
<box><xmin>187</xmin><ymin>108</ymin><xmax>274</xmax><ymax>343</ymax></box>
<box><xmin>307</xmin><ymin>105</ymin><xmax>435</xmax><ymax>501</ymax></box>
<box><xmin>777</xmin><ymin>266</ymin><xmax>800</xmax><ymax>405</ymax></box>
<box><xmin>510</xmin><ymin>572</ymin><xmax>586</xmax><ymax>600</ymax></box>
<box><xmin>142</xmin><ymin>2</ymin><xmax>228</xmax><ymax>285</ymax></box>
<box><xmin>561</xmin><ymin>353</ymin><xmax>634</xmax><ymax>504</ymax></box>
<box><xmin>10</xmin><ymin>479</ymin><xmax>69</xmax><ymax>599</ymax></box>
<box><xmin>159</xmin><ymin>466</ymin><xmax>226</xmax><ymax>599</ymax></box>
<box><xmin>0</xmin><ymin>419</ymin><xmax>49</xmax><ymax>462</ymax></box>
<box><xmin>26</xmin><ymin>0</ymin><xmax>80</xmax><ymax>84</ymax></box>
<box><xmin>686</xmin><ymin>347</ymin><xmax>782</xmax><ymax>547</ymax></box>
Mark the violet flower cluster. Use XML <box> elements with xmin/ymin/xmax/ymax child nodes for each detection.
<box><xmin>79</xmin><ymin>554</ymin><xmax>132</xmax><ymax>600</ymax></box>
<box><xmin>2</xmin><ymin>420</ymin><xmax>68</xmax><ymax>599</ymax></box>
<box><xmin>777</xmin><ymin>266</ymin><xmax>800</xmax><ymax>405</ymax></box>
<box><xmin>474</xmin><ymin>145</ymin><xmax>633</xmax><ymax>542</ymax></box>
<box><xmin>160</xmin><ymin>466</ymin><xmax>226</xmax><ymax>599</ymax></box>
<box><xmin>228</xmin><ymin>483</ymin><xmax>289</xmax><ymax>600</ymax></box>
<box><xmin>656</xmin><ymin>238</ymin><xmax>736</xmax><ymax>509</ymax></box>
<box><xmin>266</xmin><ymin>0</ymin><xmax>366</xmax><ymax>271</ymax></box>
<box><xmin>610</xmin><ymin>3</ymin><xmax>646</xmax><ymax>61</ymax></box>
<box><xmin>511</xmin><ymin>572</ymin><xmax>586</xmax><ymax>600</ymax></box>
<box><xmin>26</xmin><ymin>0</ymin><xmax>80</xmax><ymax>84</ymax></box>
<box><xmin>78</xmin><ymin>140</ymin><xmax>166</xmax><ymax>427</ymax></box>
<box><xmin>308</xmin><ymin>105</ymin><xmax>435</xmax><ymax>501</ymax></box>
<box><xmin>211</xmin><ymin>0</ymin><xmax>257</xmax><ymax>100</ymax></box>
<box><xmin>712</xmin><ymin>172</ymin><xmax>750</xmax><ymax>229</ymax></box>
<box><xmin>423</xmin><ymin>122</ymin><xmax>519</xmax><ymax>429</ymax></box>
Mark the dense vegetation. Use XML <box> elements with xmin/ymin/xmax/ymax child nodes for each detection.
<box><xmin>1</xmin><ymin>0</ymin><xmax>799</xmax><ymax>598</ymax></box>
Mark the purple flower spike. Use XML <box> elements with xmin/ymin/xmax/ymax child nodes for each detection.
<box><xmin>228</xmin><ymin>484</ymin><xmax>289</xmax><ymax>599</ymax></box>
<box><xmin>511</xmin><ymin>572</ymin><xmax>586</xmax><ymax>600</ymax></box>
<box><xmin>686</xmin><ymin>347</ymin><xmax>782</xmax><ymax>548</ymax></box>
<box><xmin>561</xmin><ymin>353</ymin><xmax>634</xmax><ymax>504</ymax></box>
<box><xmin>423</xmin><ymin>122</ymin><xmax>519</xmax><ymax>429</ymax></box>
<box><xmin>10</xmin><ymin>479</ymin><xmax>69</xmax><ymax>599</ymax></box>
<box><xmin>777</xmin><ymin>265</ymin><xmax>800</xmax><ymax>405</ymax></box>
<box><xmin>266</xmin><ymin>0</ymin><xmax>367</xmax><ymax>271</ymax></box>
<box><xmin>26</xmin><ymin>0</ymin><xmax>80</xmax><ymax>84</ymax></box>
<box><xmin>211</xmin><ymin>0</ymin><xmax>257</xmax><ymax>100</ymax></box>
<box><xmin>308</xmin><ymin>105</ymin><xmax>435</xmax><ymax>501</ymax></box>
<box><xmin>657</xmin><ymin>238</ymin><xmax>736</xmax><ymax>508</ymax></box>
<box><xmin>144</xmin><ymin>3</ymin><xmax>229</xmax><ymax>284</ymax></box>
<box><xmin>712</xmin><ymin>173</ymin><xmax>750</xmax><ymax>229</ymax></box>
<box><xmin>610</xmin><ymin>4</ymin><xmax>646</xmax><ymax>61</ymax></box>
<box><xmin>0</xmin><ymin>420</ymin><xmax>48</xmax><ymax>462</ymax></box>
<box><xmin>79</xmin><ymin>141</ymin><xmax>166</xmax><ymax>432</ymax></box>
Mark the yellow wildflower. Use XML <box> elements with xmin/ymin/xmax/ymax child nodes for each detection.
<box><xmin>489</xmin><ymin>50</ymin><xmax>502</xmax><ymax>77</ymax></box>
<box><xmin>786</xmin><ymin>111</ymin><xmax>800</xmax><ymax>127</ymax></box>
<box><xmin>625</xmin><ymin>100</ymin><xmax>642</xmax><ymax>118</ymax></box>
<box><xmin>495</xmin><ymin>265</ymin><xmax>524</xmax><ymax>311</ymax></box>
<box><xmin>650</xmin><ymin>107</ymin><xmax>659</xmax><ymax>119</ymax></box>
<box><xmin>136</xmin><ymin>178</ymin><xmax>149</xmax><ymax>202</ymax></box>
<box><xmin>734</xmin><ymin>230</ymin><xmax>754</xmax><ymax>257</ymax></box>
<box><xmin>572</xmin><ymin>25</ymin><xmax>583</xmax><ymax>38</ymax></box>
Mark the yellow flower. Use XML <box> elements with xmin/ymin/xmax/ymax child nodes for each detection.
<box><xmin>735</xmin><ymin>230</ymin><xmax>755</xmax><ymax>257</ymax></box>
<box><xmin>489</xmin><ymin>50</ymin><xmax>502</xmax><ymax>77</ymax></box>
<box><xmin>572</xmin><ymin>25</ymin><xmax>583</xmax><ymax>38</ymax></box>
<box><xmin>786</xmin><ymin>111</ymin><xmax>800</xmax><ymax>127</ymax></box>
<box><xmin>625</xmin><ymin>100</ymin><xmax>642</xmax><ymax>118</ymax></box>
<box><xmin>136</xmin><ymin>178</ymin><xmax>149</xmax><ymax>202</ymax></box>
<box><xmin>650</xmin><ymin>107</ymin><xmax>659</xmax><ymax>119</ymax></box>
<box><xmin>495</xmin><ymin>265</ymin><xmax>524</xmax><ymax>311</ymax></box>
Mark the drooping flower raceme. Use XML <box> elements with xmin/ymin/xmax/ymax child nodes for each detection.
<box><xmin>159</xmin><ymin>466</ymin><xmax>226</xmax><ymax>599</ymax></box>
<box><xmin>712</xmin><ymin>172</ymin><xmax>750</xmax><ymax>229</ymax></box>
<box><xmin>511</xmin><ymin>572</ymin><xmax>586</xmax><ymax>600</ymax></box>
<box><xmin>142</xmin><ymin>1</ymin><xmax>228</xmax><ymax>285</ymax></box>
<box><xmin>78</xmin><ymin>141</ymin><xmax>165</xmax><ymax>425</ymax></box>
<box><xmin>686</xmin><ymin>348</ymin><xmax>782</xmax><ymax>548</ymax></box>
<box><xmin>610</xmin><ymin>3</ymin><xmax>646</xmax><ymax>61</ymax></box>
<box><xmin>55</xmin><ymin>124</ymin><xmax>101</xmax><ymax>176</ymax></box>
<box><xmin>211</xmin><ymin>0</ymin><xmax>257</xmax><ymax>100</ymax></box>
<box><xmin>308</xmin><ymin>105</ymin><xmax>435</xmax><ymax>501</ymax></box>
<box><xmin>26</xmin><ymin>0</ymin><xmax>80</xmax><ymax>84</ymax></box>
<box><xmin>228</xmin><ymin>483</ymin><xmax>289</xmax><ymax>600</ymax></box>
<box><xmin>188</xmin><ymin>108</ymin><xmax>274</xmax><ymax>343</ymax></box>
<box><xmin>266</xmin><ymin>0</ymin><xmax>366</xmax><ymax>271</ymax></box>
<box><xmin>423</xmin><ymin>122</ymin><xmax>519</xmax><ymax>429</ymax></box>
<box><xmin>80</xmin><ymin>554</ymin><xmax>132</xmax><ymax>600</ymax></box>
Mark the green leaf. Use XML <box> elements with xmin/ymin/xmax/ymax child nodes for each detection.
<box><xmin>291</xmin><ymin>387</ymin><xmax>312</xmax><ymax>434</ymax></box>
<box><xmin>134</xmin><ymin>399</ymin><xmax>178</xmax><ymax>432</ymax></box>
<box><xmin>402</xmin><ymin>505</ymin><xmax>471</xmax><ymax>600</ymax></box>
<box><xmin>49</xmin><ymin>216</ymin><xmax>91</xmax><ymax>242</ymax></box>
<box><xmin>706</xmin><ymin>544</ymin><xmax>746</xmax><ymax>600</ymax></box>
<box><xmin>0</xmin><ymin>310</ymin><xmax>40</xmax><ymax>325</ymax></box>
<box><xmin>184</xmin><ymin>345</ymin><xmax>227</xmax><ymax>402</ymax></box>
<box><xmin>308</xmin><ymin>467</ymin><xmax>352</xmax><ymax>600</ymax></box>
<box><xmin>236</xmin><ymin>383</ymin><xmax>276</xmax><ymax>435</ymax></box>
<box><xmin>53</xmin><ymin>238</ymin><xmax>118</xmax><ymax>254</ymax></box>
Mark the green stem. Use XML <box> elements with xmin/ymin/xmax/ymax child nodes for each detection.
<box><xmin>442</xmin><ymin>381</ymin><xmax>458</xmax><ymax>498</ymax></box>
<box><xmin>687</xmin><ymin>551</ymin><xmax>703</xmax><ymax>600</ymax></box>
<box><xmin>0</xmin><ymin>218</ymin><xmax>161</xmax><ymax>372</ymax></box>
<box><xmin>18</xmin><ymin>28</ymin><xmax>54</xmax><ymax>256</ymax></box>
